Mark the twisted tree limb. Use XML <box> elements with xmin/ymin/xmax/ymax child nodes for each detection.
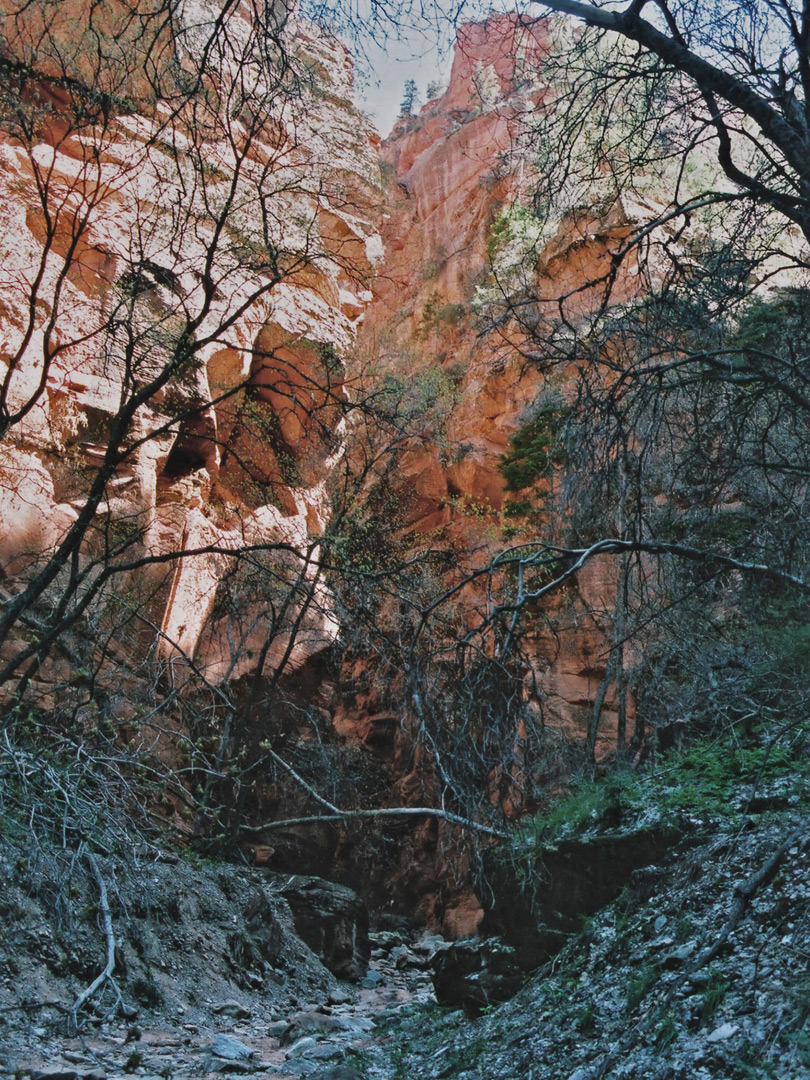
<box><xmin>241</xmin><ymin>806</ymin><xmax>510</xmax><ymax>840</ymax></box>
<box><xmin>67</xmin><ymin>852</ymin><xmax>118</xmax><ymax>1034</ymax></box>
<box><xmin>689</xmin><ymin>819</ymin><xmax>809</xmax><ymax>973</ymax></box>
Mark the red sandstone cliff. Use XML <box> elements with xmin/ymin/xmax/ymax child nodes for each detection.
<box><xmin>0</xmin><ymin>6</ymin><xmax>646</xmax><ymax>935</ymax></box>
<box><xmin>0</xmin><ymin>0</ymin><xmax>383</xmax><ymax>689</ymax></box>
<box><xmin>358</xmin><ymin>12</ymin><xmax>637</xmax><ymax>760</ymax></box>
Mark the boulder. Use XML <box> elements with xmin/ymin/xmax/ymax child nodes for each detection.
<box><xmin>211</xmin><ymin>1034</ymin><xmax>255</xmax><ymax>1062</ymax></box>
<box><xmin>279</xmin><ymin>876</ymin><xmax>370</xmax><ymax>981</ymax></box>
<box><xmin>430</xmin><ymin>937</ymin><xmax>524</xmax><ymax>1014</ymax></box>
<box><xmin>281</xmin><ymin>1011</ymin><xmax>374</xmax><ymax>1045</ymax></box>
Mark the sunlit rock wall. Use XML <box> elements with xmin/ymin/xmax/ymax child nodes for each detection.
<box><xmin>361</xmin><ymin>13</ymin><xmax>638</xmax><ymax>753</ymax></box>
<box><xmin>0</xmin><ymin>0</ymin><xmax>383</xmax><ymax>680</ymax></box>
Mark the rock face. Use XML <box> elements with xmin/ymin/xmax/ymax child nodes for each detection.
<box><xmin>0</xmin><ymin>5</ymin><xmax>648</xmax><ymax>932</ymax></box>
<box><xmin>279</xmin><ymin>875</ymin><xmax>371</xmax><ymax>981</ymax></box>
<box><xmin>0</xmin><ymin>0</ymin><xmax>382</xmax><ymax>685</ymax></box>
<box><xmin>339</xmin><ymin>14</ymin><xmax>642</xmax><ymax>931</ymax></box>
<box><xmin>483</xmin><ymin>827</ymin><xmax>680</xmax><ymax>969</ymax></box>
<box><xmin>357</xmin><ymin>12</ymin><xmax>637</xmax><ymax>760</ymax></box>
<box><xmin>226</xmin><ymin>887</ymin><xmax>285</xmax><ymax>980</ymax></box>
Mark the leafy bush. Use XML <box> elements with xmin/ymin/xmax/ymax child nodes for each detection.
<box><xmin>732</xmin><ymin>288</ymin><xmax>810</xmax><ymax>356</ymax></box>
<box><xmin>499</xmin><ymin>395</ymin><xmax>569</xmax><ymax>493</ymax></box>
<box><xmin>516</xmin><ymin>768</ymin><xmax>644</xmax><ymax>848</ymax></box>
<box><xmin>512</xmin><ymin>693</ymin><xmax>810</xmax><ymax>860</ymax></box>
<box><xmin>626</xmin><ymin>963</ymin><xmax>659</xmax><ymax>1013</ymax></box>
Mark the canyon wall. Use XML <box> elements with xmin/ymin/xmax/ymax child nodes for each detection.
<box><xmin>0</xmin><ymin>5</ymin><xmax>641</xmax><ymax>934</ymax></box>
<box><xmin>333</xmin><ymin>12</ymin><xmax>650</xmax><ymax>933</ymax></box>
<box><xmin>359</xmin><ymin>12</ymin><xmax>634</xmax><ymax>759</ymax></box>
<box><xmin>0</xmin><ymin>0</ymin><xmax>383</xmax><ymax>690</ymax></box>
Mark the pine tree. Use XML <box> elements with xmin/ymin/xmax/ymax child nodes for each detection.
<box><xmin>399</xmin><ymin>78</ymin><xmax>418</xmax><ymax>117</ymax></box>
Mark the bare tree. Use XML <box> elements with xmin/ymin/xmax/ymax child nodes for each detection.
<box><xmin>0</xmin><ymin>0</ymin><xmax>383</xmax><ymax>689</ymax></box>
<box><xmin>533</xmin><ymin>0</ymin><xmax>810</xmax><ymax>242</ymax></box>
<box><xmin>0</xmin><ymin>0</ymin><xmax>414</xmax><ymax>867</ymax></box>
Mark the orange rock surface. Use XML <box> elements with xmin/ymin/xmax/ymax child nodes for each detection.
<box><xmin>0</xmin><ymin>6</ymin><xmax>641</xmax><ymax>933</ymax></box>
<box><xmin>359</xmin><ymin>12</ymin><xmax>633</xmax><ymax>751</ymax></box>
<box><xmin>0</xmin><ymin>0</ymin><xmax>383</xmax><ymax>682</ymax></box>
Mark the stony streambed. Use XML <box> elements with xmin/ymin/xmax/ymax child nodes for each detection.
<box><xmin>6</xmin><ymin>812</ymin><xmax>810</xmax><ymax>1080</ymax></box>
<box><xmin>8</xmin><ymin>928</ymin><xmax>442</xmax><ymax>1079</ymax></box>
<box><xmin>1</xmin><ymin>858</ymin><xmax>443</xmax><ymax>1080</ymax></box>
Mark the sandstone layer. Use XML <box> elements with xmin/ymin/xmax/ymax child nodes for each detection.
<box><xmin>359</xmin><ymin>12</ymin><xmax>635</xmax><ymax>759</ymax></box>
<box><xmin>0</xmin><ymin>6</ymin><xmax>642</xmax><ymax>936</ymax></box>
<box><xmin>0</xmin><ymin>0</ymin><xmax>383</xmax><ymax>686</ymax></box>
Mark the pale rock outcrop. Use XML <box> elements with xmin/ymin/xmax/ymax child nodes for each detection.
<box><xmin>0</xmin><ymin>0</ymin><xmax>383</xmax><ymax>679</ymax></box>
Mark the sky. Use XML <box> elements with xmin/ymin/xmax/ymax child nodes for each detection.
<box><xmin>300</xmin><ymin>0</ymin><xmax>471</xmax><ymax>136</ymax></box>
<box><xmin>301</xmin><ymin>0</ymin><xmax>546</xmax><ymax>137</ymax></box>
<box><xmin>351</xmin><ymin>23</ymin><xmax>454</xmax><ymax>136</ymax></box>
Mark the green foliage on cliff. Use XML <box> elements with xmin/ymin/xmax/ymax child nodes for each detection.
<box><xmin>499</xmin><ymin>396</ymin><xmax>569</xmax><ymax>492</ymax></box>
<box><xmin>476</xmin><ymin>204</ymin><xmax>548</xmax><ymax>307</ymax></box>
<box><xmin>520</xmin><ymin>711</ymin><xmax>810</xmax><ymax>849</ymax></box>
<box><xmin>732</xmin><ymin>287</ymin><xmax>810</xmax><ymax>356</ymax></box>
<box><xmin>515</xmin><ymin>597</ymin><xmax>810</xmax><ymax>847</ymax></box>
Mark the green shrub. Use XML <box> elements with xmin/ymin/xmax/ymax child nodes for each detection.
<box><xmin>626</xmin><ymin>963</ymin><xmax>659</xmax><ymax>1013</ymax></box>
<box><xmin>654</xmin><ymin>1013</ymin><xmax>678</xmax><ymax>1052</ymax></box>
<box><xmin>517</xmin><ymin>767</ymin><xmax>643</xmax><ymax>848</ymax></box>
<box><xmin>576</xmin><ymin>1000</ymin><xmax>597</xmax><ymax>1031</ymax></box>
<box><xmin>700</xmin><ymin>968</ymin><xmax>730</xmax><ymax>1026</ymax></box>
<box><xmin>499</xmin><ymin>397</ymin><xmax>569</xmax><ymax>492</ymax></box>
